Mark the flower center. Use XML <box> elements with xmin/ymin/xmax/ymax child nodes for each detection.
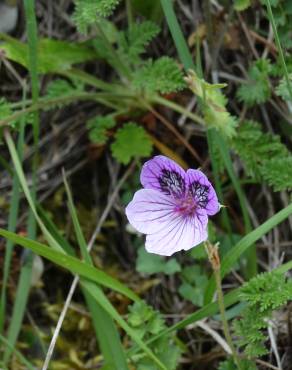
<box><xmin>175</xmin><ymin>196</ymin><xmax>196</xmax><ymax>217</ymax></box>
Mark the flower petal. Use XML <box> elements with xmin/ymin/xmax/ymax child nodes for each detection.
<box><xmin>140</xmin><ymin>155</ymin><xmax>186</xmax><ymax>198</ymax></box>
<box><xmin>145</xmin><ymin>209</ymin><xmax>208</xmax><ymax>256</ymax></box>
<box><xmin>125</xmin><ymin>188</ymin><xmax>177</xmax><ymax>234</ymax></box>
<box><xmin>186</xmin><ymin>169</ymin><xmax>219</xmax><ymax>215</ymax></box>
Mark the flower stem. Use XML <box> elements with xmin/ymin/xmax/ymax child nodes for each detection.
<box><xmin>205</xmin><ymin>242</ymin><xmax>242</xmax><ymax>369</ymax></box>
<box><xmin>214</xmin><ymin>269</ymin><xmax>242</xmax><ymax>369</ymax></box>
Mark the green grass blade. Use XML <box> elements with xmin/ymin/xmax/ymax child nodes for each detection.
<box><xmin>4</xmin><ymin>130</ymin><xmax>64</xmax><ymax>253</ymax></box>
<box><xmin>81</xmin><ymin>280</ymin><xmax>167</xmax><ymax>370</ymax></box>
<box><xmin>3</xmin><ymin>0</ymin><xmax>40</xmax><ymax>363</ymax></box>
<box><xmin>265</xmin><ymin>0</ymin><xmax>292</xmax><ymax>102</ymax></box>
<box><xmin>204</xmin><ymin>202</ymin><xmax>292</xmax><ymax>303</ymax></box>
<box><xmin>215</xmin><ymin>134</ymin><xmax>257</xmax><ymax>278</ymax></box>
<box><xmin>0</xmin><ymin>334</ymin><xmax>35</xmax><ymax>370</ymax></box>
<box><xmin>207</xmin><ymin>130</ymin><xmax>233</xmax><ymax>237</ymax></box>
<box><xmin>63</xmin><ymin>174</ymin><xmax>129</xmax><ymax>369</ymax></box>
<box><xmin>36</xmin><ymin>205</ymin><xmax>75</xmax><ymax>256</ymax></box>
<box><xmin>63</xmin><ymin>173</ymin><xmax>91</xmax><ymax>263</ymax></box>
<box><xmin>0</xmin><ymin>228</ymin><xmax>139</xmax><ymax>302</ymax></box>
<box><xmin>0</xmin><ymin>100</ymin><xmax>26</xmax><ymax>333</ymax></box>
<box><xmin>160</xmin><ymin>0</ymin><xmax>194</xmax><ymax>69</ymax></box>
<box><xmin>83</xmin><ymin>290</ymin><xmax>129</xmax><ymax>370</ymax></box>
<box><xmin>25</xmin><ymin>0</ymin><xmax>39</xmax><ymax>143</ymax></box>
<box><xmin>3</xmin><ymin>254</ymin><xmax>34</xmax><ymax>363</ymax></box>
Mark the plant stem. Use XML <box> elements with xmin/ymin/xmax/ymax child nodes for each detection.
<box><xmin>214</xmin><ymin>268</ymin><xmax>242</xmax><ymax>369</ymax></box>
<box><xmin>265</xmin><ymin>0</ymin><xmax>292</xmax><ymax>102</ymax></box>
<box><xmin>205</xmin><ymin>242</ymin><xmax>242</xmax><ymax>369</ymax></box>
<box><xmin>151</xmin><ymin>95</ymin><xmax>205</xmax><ymax>125</ymax></box>
<box><xmin>126</xmin><ymin>0</ymin><xmax>133</xmax><ymax>30</ymax></box>
<box><xmin>95</xmin><ymin>21</ymin><xmax>131</xmax><ymax>80</ymax></box>
<box><xmin>0</xmin><ymin>91</ymin><xmax>133</xmax><ymax>127</ymax></box>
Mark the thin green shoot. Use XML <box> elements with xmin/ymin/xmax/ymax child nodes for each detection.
<box><xmin>265</xmin><ymin>0</ymin><xmax>292</xmax><ymax>102</ymax></box>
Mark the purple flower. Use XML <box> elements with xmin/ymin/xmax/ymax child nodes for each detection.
<box><xmin>126</xmin><ymin>156</ymin><xmax>220</xmax><ymax>256</ymax></box>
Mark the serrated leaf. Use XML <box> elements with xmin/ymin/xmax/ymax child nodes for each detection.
<box><xmin>0</xmin><ymin>98</ymin><xmax>13</xmax><ymax>121</ymax></box>
<box><xmin>232</xmin><ymin>120</ymin><xmax>292</xmax><ymax>191</ymax></box>
<box><xmin>127</xmin><ymin>301</ymin><xmax>181</xmax><ymax>370</ymax></box>
<box><xmin>118</xmin><ymin>21</ymin><xmax>160</xmax><ymax>65</ymax></box>
<box><xmin>111</xmin><ymin>122</ymin><xmax>153</xmax><ymax>164</ymax></box>
<box><xmin>275</xmin><ymin>73</ymin><xmax>292</xmax><ymax>101</ymax></box>
<box><xmin>87</xmin><ymin>115</ymin><xmax>116</xmax><ymax>144</ymax></box>
<box><xmin>237</xmin><ymin>59</ymin><xmax>272</xmax><ymax>106</ymax></box>
<box><xmin>234</xmin><ymin>271</ymin><xmax>292</xmax><ymax>358</ymax></box>
<box><xmin>260</xmin><ymin>157</ymin><xmax>292</xmax><ymax>191</ymax></box>
<box><xmin>45</xmin><ymin>79</ymin><xmax>85</xmax><ymax>102</ymax></box>
<box><xmin>0</xmin><ymin>98</ymin><xmax>22</xmax><ymax>129</ymax></box>
<box><xmin>133</xmin><ymin>57</ymin><xmax>185</xmax><ymax>94</ymax></box>
<box><xmin>0</xmin><ymin>37</ymin><xmax>95</xmax><ymax>73</ymax></box>
<box><xmin>73</xmin><ymin>0</ymin><xmax>121</xmax><ymax>33</ymax></box>
<box><xmin>219</xmin><ymin>359</ymin><xmax>257</xmax><ymax>370</ymax></box>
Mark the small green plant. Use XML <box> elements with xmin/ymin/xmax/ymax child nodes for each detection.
<box><xmin>1</xmin><ymin>0</ymin><xmax>292</xmax><ymax>369</ymax></box>
<box><xmin>232</xmin><ymin>120</ymin><xmax>292</xmax><ymax>191</ymax></box>
<box><xmin>237</xmin><ymin>59</ymin><xmax>272</xmax><ymax>106</ymax></box>
<box><xmin>73</xmin><ymin>0</ymin><xmax>122</xmax><ymax>33</ymax></box>
<box><xmin>111</xmin><ymin>122</ymin><xmax>153</xmax><ymax>164</ymax></box>
<box><xmin>234</xmin><ymin>271</ymin><xmax>292</xmax><ymax>357</ymax></box>
<box><xmin>128</xmin><ymin>301</ymin><xmax>181</xmax><ymax>370</ymax></box>
<box><xmin>87</xmin><ymin>115</ymin><xmax>116</xmax><ymax>145</ymax></box>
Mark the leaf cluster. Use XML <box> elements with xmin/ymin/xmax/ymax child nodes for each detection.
<box><xmin>89</xmin><ymin>17</ymin><xmax>186</xmax><ymax>99</ymax></box>
<box><xmin>111</xmin><ymin>122</ymin><xmax>153</xmax><ymax>164</ymax></box>
<box><xmin>235</xmin><ymin>0</ymin><xmax>292</xmax><ymax>49</ymax></box>
<box><xmin>118</xmin><ymin>21</ymin><xmax>160</xmax><ymax>66</ymax></box>
<box><xmin>275</xmin><ymin>73</ymin><xmax>292</xmax><ymax>101</ymax></box>
<box><xmin>237</xmin><ymin>59</ymin><xmax>272</xmax><ymax>106</ymax></box>
<box><xmin>92</xmin><ymin>20</ymin><xmax>185</xmax><ymax>95</ymax></box>
<box><xmin>46</xmin><ymin>79</ymin><xmax>84</xmax><ymax>101</ymax></box>
<box><xmin>219</xmin><ymin>358</ymin><xmax>257</xmax><ymax>370</ymax></box>
<box><xmin>234</xmin><ymin>271</ymin><xmax>292</xmax><ymax>358</ymax></box>
<box><xmin>232</xmin><ymin>120</ymin><xmax>292</xmax><ymax>191</ymax></box>
<box><xmin>128</xmin><ymin>301</ymin><xmax>181</xmax><ymax>370</ymax></box>
<box><xmin>73</xmin><ymin>0</ymin><xmax>121</xmax><ymax>33</ymax></box>
<box><xmin>132</xmin><ymin>57</ymin><xmax>185</xmax><ymax>94</ymax></box>
<box><xmin>87</xmin><ymin>115</ymin><xmax>116</xmax><ymax>145</ymax></box>
<box><xmin>0</xmin><ymin>98</ymin><xmax>30</xmax><ymax>133</ymax></box>
<box><xmin>261</xmin><ymin>0</ymin><xmax>292</xmax><ymax>48</ymax></box>
<box><xmin>0</xmin><ymin>98</ymin><xmax>13</xmax><ymax>123</ymax></box>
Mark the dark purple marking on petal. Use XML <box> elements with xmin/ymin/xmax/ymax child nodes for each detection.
<box><xmin>186</xmin><ymin>169</ymin><xmax>219</xmax><ymax>215</ymax></box>
<box><xmin>189</xmin><ymin>181</ymin><xmax>209</xmax><ymax>208</ymax></box>
<box><xmin>140</xmin><ymin>155</ymin><xmax>187</xmax><ymax>198</ymax></box>
<box><xmin>158</xmin><ymin>169</ymin><xmax>186</xmax><ymax>198</ymax></box>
